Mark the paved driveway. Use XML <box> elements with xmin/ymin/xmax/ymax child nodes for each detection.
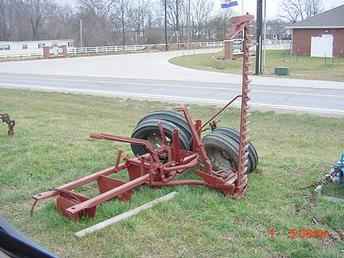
<box><xmin>0</xmin><ymin>49</ymin><xmax>343</xmax><ymax>116</ymax></box>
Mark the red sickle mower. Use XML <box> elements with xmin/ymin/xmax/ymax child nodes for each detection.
<box><xmin>32</xmin><ymin>15</ymin><xmax>258</xmax><ymax>220</ymax></box>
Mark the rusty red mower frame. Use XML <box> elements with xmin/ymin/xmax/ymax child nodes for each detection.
<box><xmin>32</xmin><ymin>15</ymin><xmax>255</xmax><ymax>220</ymax></box>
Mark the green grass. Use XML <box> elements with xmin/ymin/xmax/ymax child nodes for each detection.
<box><xmin>169</xmin><ymin>50</ymin><xmax>344</xmax><ymax>82</ymax></box>
<box><xmin>1</xmin><ymin>89</ymin><xmax>344</xmax><ymax>258</ymax></box>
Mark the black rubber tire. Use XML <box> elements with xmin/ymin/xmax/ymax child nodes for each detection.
<box><xmin>131</xmin><ymin>119</ymin><xmax>190</xmax><ymax>156</ymax></box>
<box><xmin>203</xmin><ymin>132</ymin><xmax>240</xmax><ymax>172</ymax></box>
<box><xmin>213</xmin><ymin>128</ymin><xmax>258</xmax><ymax>171</ymax></box>
<box><xmin>137</xmin><ymin>111</ymin><xmax>191</xmax><ymax>137</ymax></box>
<box><xmin>203</xmin><ymin>128</ymin><xmax>258</xmax><ymax>174</ymax></box>
<box><xmin>136</xmin><ymin>110</ymin><xmax>192</xmax><ymax>148</ymax></box>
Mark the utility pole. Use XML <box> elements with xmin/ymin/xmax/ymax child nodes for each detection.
<box><xmin>176</xmin><ymin>0</ymin><xmax>179</xmax><ymax>48</ymax></box>
<box><xmin>164</xmin><ymin>0</ymin><xmax>168</xmax><ymax>51</ymax></box>
<box><xmin>79</xmin><ymin>19</ymin><xmax>83</xmax><ymax>47</ymax></box>
<box><xmin>255</xmin><ymin>0</ymin><xmax>263</xmax><ymax>75</ymax></box>
<box><xmin>187</xmin><ymin>0</ymin><xmax>191</xmax><ymax>48</ymax></box>
<box><xmin>262</xmin><ymin>0</ymin><xmax>267</xmax><ymax>72</ymax></box>
<box><xmin>121</xmin><ymin>2</ymin><xmax>126</xmax><ymax>48</ymax></box>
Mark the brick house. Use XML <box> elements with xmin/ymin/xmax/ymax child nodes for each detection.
<box><xmin>288</xmin><ymin>4</ymin><xmax>344</xmax><ymax>57</ymax></box>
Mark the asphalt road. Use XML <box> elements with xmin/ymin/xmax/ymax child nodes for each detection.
<box><xmin>1</xmin><ymin>72</ymin><xmax>343</xmax><ymax>116</ymax></box>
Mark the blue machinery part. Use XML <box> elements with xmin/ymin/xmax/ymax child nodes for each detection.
<box><xmin>330</xmin><ymin>153</ymin><xmax>344</xmax><ymax>185</ymax></box>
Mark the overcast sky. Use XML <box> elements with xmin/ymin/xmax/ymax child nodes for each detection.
<box><xmin>59</xmin><ymin>0</ymin><xmax>344</xmax><ymax>19</ymax></box>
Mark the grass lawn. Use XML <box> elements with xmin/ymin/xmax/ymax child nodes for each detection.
<box><xmin>1</xmin><ymin>88</ymin><xmax>344</xmax><ymax>258</ymax></box>
<box><xmin>169</xmin><ymin>50</ymin><xmax>344</xmax><ymax>82</ymax></box>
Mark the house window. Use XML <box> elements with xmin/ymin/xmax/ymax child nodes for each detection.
<box><xmin>38</xmin><ymin>43</ymin><xmax>46</xmax><ymax>48</ymax></box>
<box><xmin>22</xmin><ymin>44</ymin><xmax>28</xmax><ymax>49</ymax></box>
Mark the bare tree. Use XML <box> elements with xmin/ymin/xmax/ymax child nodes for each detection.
<box><xmin>43</xmin><ymin>4</ymin><xmax>76</xmax><ymax>40</ymax></box>
<box><xmin>280</xmin><ymin>0</ymin><xmax>323</xmax><ymax>23</ymax></box>
<box><xmin>79</xmin><ymin>0</ymin><xmax>112</xmax><ymax>16</ymax></box>
<box><xmin>78</xmin><ymin>0</ymin><xmax>114</xmax><ymax>46</ymax></box>
<box><xmin>164</xmin><ymin>0</ymin><xmax>184</xmax><ymax>41</ymax></box>
<box><xmin>24</xmin><ymin>0</ymin><xmax>52</xmax><ymax>40</ymax></box>
<box><xmin>0</xmin><ymin>0</ymin><xmax>250</xmax><ymax>46</ymax></box>
<box><xmin>304</xmin><ymin>0</ymin><xmax>323</xmax><ymax>17</ymax></box>
<box><xmin>128</xmin><ymin>0</ymin><xmax>151</xmax><ymax>43</ymax></box>
<box><xmin>280</xmin><ymin>0</ymin><xmax>304</xmax><ymax>23</ymax></box>
<box><xmin>110</xmin><ymin>0</ymin><xmax>130</xmax><ymax>46</ymax></box>
<box><xmin>0</xmin><ymin>0</ymin><xmax>10</xmax><ymax>40</ymax></box>
<box><xmin>191</xmin><ymin>0</ymin><xmax>213</xmax><ymax>40</ymax></box>
<box><xmin>0</xmin><ymin>0</ymin><xmax>46</xmax><ymax>41</ymax></box>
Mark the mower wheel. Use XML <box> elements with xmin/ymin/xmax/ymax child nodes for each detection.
<box><xmin>136</xmin><ymin>111</ymin><xmax>192</xmax><ymax>141</ymax></box>
<box><xmin>203</xmin><ymin>132</ymin><xmax>240</xmax><ymax>173</ymax></box>
<box><xmin>131</xmin><ymin>119</ymin><xmax>190</xmax><ymax>156</ymax></box>
<box><xmin>203</xmin><ymin>128</ymin><xmax>257</xmax><ymax>174</ymax></box>
<box><xmin>213</xmin><ymin>128</ymin><xmax>258</xmax><ymax>172</ymax></box>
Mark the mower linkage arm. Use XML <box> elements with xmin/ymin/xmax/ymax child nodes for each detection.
<box><xmin>201</xmin><ymin>95</ymin><xmax>242</xmax><ymax>130</ymax></box>
<box><xmin>90</xmin><ymin>133</ymin><xmax>160</xmax><ymax>162</ymax></box>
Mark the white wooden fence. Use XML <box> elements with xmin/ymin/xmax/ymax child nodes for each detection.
<box><xmin>264</xmin><ymin>40</ymin><xmax>291</xmax><ymax>50</ymax></box>
<box><xmin>0</xmin><ymin>41</ymin><xmax>224</xmax><ymax>60</ymax></box>
<box><xmin>0</xmin><ymin>49</ymin><xmax>43</xmax><ymax>60</ymax></box>
<box><xmin>67</xmin><ymin>45</ymin><xmax>145</xmax><ymax>56</ymax></box>
<box><xmin>67</xmin><ymin>41</ymin><xmax>224</xmax><ymax>57</ymax></box>
<box><xmin>0</xmin><ymin>40</ymin><xmax>290</xmax><ymax>60</ymax></box>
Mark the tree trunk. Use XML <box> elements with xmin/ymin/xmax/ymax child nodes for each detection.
<box><xmin>121</xmin><ymin>3</ymin><xmax>125</xmax><ymax>47</ymax></box>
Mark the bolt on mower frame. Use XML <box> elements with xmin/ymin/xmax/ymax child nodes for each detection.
<box><xmin>32</xmin><ymin>14</ymin><xmax>255</xmax><ymax>220</ymax></box>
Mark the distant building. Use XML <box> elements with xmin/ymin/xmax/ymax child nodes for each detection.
<box><xmin>287</xmin><ymin>4</ymin><xmax>344</xmax><ymax>57</ymax></box>
<box><xmin>0</xmin><ymin>39</ymin><xmax>74</xmax><ymax>51</ymax></box>
<box><xmin>266</xmin><ymin>19</ymin><xmax>291</xmax><ymax>40</ymax></box>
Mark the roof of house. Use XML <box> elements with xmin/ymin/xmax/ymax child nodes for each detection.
<box><xmin>287</xmin><ymin>4</ymin><xmax>344</xmax><ymax>29</ymax></box>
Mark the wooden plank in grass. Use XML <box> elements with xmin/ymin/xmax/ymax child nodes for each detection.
<box><xmin>75</xmin><ymin>192</ymin><xmax>178</xmax><ymax>238</ymax></box>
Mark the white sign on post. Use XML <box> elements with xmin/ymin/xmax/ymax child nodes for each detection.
<box><xmin>311</xmin><ymin>34</ymin><xmax>333</xmax><ymax>58</ymax></box>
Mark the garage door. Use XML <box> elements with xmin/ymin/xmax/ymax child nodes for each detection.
<box><xmin>311</xmin><ymin>34</ymin><xmax>333</xmax><ymax>58</ymax></box>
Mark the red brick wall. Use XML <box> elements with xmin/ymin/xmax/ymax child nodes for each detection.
<box><xmin>292</xmin><ymin>28</ymin><xmax>344</xmax><ymax>57</ymax></box>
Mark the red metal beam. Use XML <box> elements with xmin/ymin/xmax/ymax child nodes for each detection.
<box><xmin>32</xmin><ymin>165</ymin><xmax>122</xmax><ymax>202</ymax></box>
<box><xmin>65</xmin><ymin>174</ymin><xmax>150</xmax><ymax>216</ymax></box>
<box><xmin>178</xmin><ymin>106</ymin><xmax>213</xmax><ymax>173</ymax></box>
